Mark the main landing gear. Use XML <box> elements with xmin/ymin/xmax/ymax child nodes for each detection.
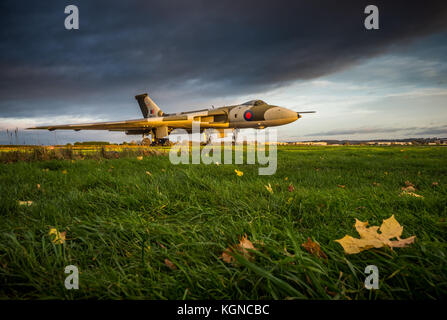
<box><xmin>141</xmin><ymin>132</ymin><xmax>171</xmax><ymax>146</ymax></box>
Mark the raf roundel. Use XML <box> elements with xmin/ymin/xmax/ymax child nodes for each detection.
<box><xmin>243</xmin><ymin>110</ymin><xmax>254</xmax><ymax>121</ymax></box>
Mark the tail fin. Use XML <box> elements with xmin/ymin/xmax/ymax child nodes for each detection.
<box><xmin>135</xmin><ymin>93</ymin><xmax>164</xmax><ymax>118</ymax></box>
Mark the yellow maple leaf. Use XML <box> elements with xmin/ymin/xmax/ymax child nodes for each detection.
<box><xmin>49</xmin><ymin>228</ymin><xmax>66</xmax><ymax>244</ymax></box>
<box><xmin>265</xmin><ymin>183</ymin><xmax>273</xmax><ymax>194</ymax></box>
<box><xmin>234</xmin><ymin>169</ymin><xmax>243</xmax><ymax>176</ymax></box>
<box><xmin>335</xmin><ymin>215</ymin><xmax>415</xmax><ymax>254</ymax></box>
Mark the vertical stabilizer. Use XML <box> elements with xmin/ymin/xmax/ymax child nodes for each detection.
<box><xmin>135</xmin><ymin>93</ymin><xmax>164</xmax><ymax>118</ymax></box>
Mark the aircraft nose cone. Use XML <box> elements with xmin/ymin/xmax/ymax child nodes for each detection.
<box><xmin>264</xmin><ymin>106</ymin><xmax>298</xmax><ymax>121</ymax></box>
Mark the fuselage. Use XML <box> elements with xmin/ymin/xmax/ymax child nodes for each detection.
<box><xmin>150</xmin><ymin>99</ymin><xmax>299</xmax><ymax>131</ymax></box>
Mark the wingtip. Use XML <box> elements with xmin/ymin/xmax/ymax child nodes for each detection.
<box><xmin>26</xmin><ymin>127</ymin><xmax>51</xmax><ymax>130</ymax></box>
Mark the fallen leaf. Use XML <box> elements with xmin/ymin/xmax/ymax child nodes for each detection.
<box><xmin>145</xmin><ymin>171</ymin><xmax>152</xmax><ymax>176</ymax></box>
<box><xmin>164</xmin><ymin>258</ymin><xmax>177</xmax><ymax>270</ymax></box>
<box><xmin>325</xmin><ymin>287</ymin><xmax>337</xmax><ymax>297</ymax></box>
<box><xmin>400</xmin><ymin>191</ymin><xmax>424</xmax><ymax>198</ymax></box>
<box><xmin>301</xmin><ymin>237</ymin><xmax>327</xmax><ymax>260</ymax></box>
<box><xmin>288</xmin><ymin>184</ymin><xmax>295</xmax><ymax>192</ymax></box>
<box><xmin>239</xmin><ymin>234</ymin><xmax>255</xmax><ymax>252</ymax></box>
<box><xmin>157</xmin><ymin>242</ymin><xmax>167</xmax><ymax>249</ymax></box>
<box><xmin>337</xmin><ymin>185</ymin><xmax>345</xmax><ymax>189</ymax></box>
<box><xmin>432</xmin><ymin>182</ymin><xmax>439</xmax><ymax>186</ymax></box>
<box><xmin>221</xmin><ymin>248</ymin><xmax>234</xmax><ymax>264</ymax></box>
<box><xmin>401</xmin><ymin>181</ymin><xmax>416</xmax><ymax>192</ymax></box>
<box><xmin>221</xmin><ymin>234</ymin><xmax>257</xmax><ymax>264</ymax></box>
<box><xmin>49</xmin><ymin>228</ymin><xmax>66</xmax><ymax>244</ymax></box>
<box><xmin>137</xmin><ymin>156</ymin><xmax>143</xmax><ymax>160</ymax></box>
<box><xmin>335</xmin><ymin>215</ymin><xmax>415</xmax><ymax>254</ymax></box>
<box><xmin>402</xmin><ymin>185</ymin><xmax>416</xmax><ymax>192</ymax></box>
<box><xmin>37</xmin><ymin>184</ymin><xmax>41</xmax><ymax>190</ymax></box>
<box><xmin>18</xmin><ymin>200</ymin><xmax>33</xmax><ymax>206</ymax></box>
<box><xmin>372</xmin><ymin>182</ymin><xmax>380</xmax><ymax>187</ymax></box>
<box><xmin>265</xmin><ymin>183</ymin><xmax>273</xmax><ymax>194</ymax></box>
<box><xmin>62</xmin><ymin>170</ymin><xmax>67</xmax><ymax>174</ymax></box>
<box><xmin>284</xmin><ymin>177</ymin><xmax>288</xmax><ymax>181</ymax></box>
<box><xmin>234</xmin><ymin>169</ymin><xmax>243</xmax><ymax>176</ymax></box>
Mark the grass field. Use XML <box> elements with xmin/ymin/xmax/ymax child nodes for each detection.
<box><xmin>0</xmin><ymin>145</ymin><xmax>446</xmax><ymax>299</ymax></box>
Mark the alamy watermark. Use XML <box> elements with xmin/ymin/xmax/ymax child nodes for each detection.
<box><xmin>64</xmin><ymin>5</ymin><xmax>79</xmax><ymax>30</ymax></box>
<box><xmin>64</xmin><ymin>265</ymin><xmax>79</xmax><ymax>290</ymax></box>
<box><xmin>364</xmin><ymin>5</ymin><xmax>379</xmax><ymax>30</ymax></box>
<box><xmin>364</xmin><ymin>265</ymin><xmax>379</xmax><ymax>290</ymax></box>
<box><xmin>169</xmin><ymin>122</ymin><xmax>277</xmax><ymax>175</ymax></box>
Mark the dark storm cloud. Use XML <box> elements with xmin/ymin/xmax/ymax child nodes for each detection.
<box><xmin>306</xmin><ymin>125</ymin><xmax>447</xmax><ymax>136</ymax></box>
<box><xmin>1</xmin><ymin>0</ymin><xmax>447</xmax><ymax>118</ymax></box>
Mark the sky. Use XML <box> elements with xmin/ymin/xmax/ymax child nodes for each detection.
<box><xmin>1</xmin><ymin>0</ymin><xmax>447</xmax><ymax>144</ymax></box>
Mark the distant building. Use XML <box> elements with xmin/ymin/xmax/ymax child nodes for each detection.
<box><xmin>295</xmin><ymin>141</ymin><xmax>327</xmax><ymax>146</ymax></box>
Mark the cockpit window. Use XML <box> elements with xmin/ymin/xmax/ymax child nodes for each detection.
<box><xmin>242</xmin><ymin>100</ymin><xmax>266</xmax><ymax>106</ymax></box>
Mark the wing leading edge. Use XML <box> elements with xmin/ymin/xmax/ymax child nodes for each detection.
<box><xmin>27</xmin><ymin>118</ymin><xmax>152</xmax><ymax>132</ymax></box>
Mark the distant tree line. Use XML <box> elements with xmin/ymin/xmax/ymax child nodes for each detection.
<box><xmin>72</xmin><ymin>141</ymin><xmax>110</xmax><ymax>146</ymax></box>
